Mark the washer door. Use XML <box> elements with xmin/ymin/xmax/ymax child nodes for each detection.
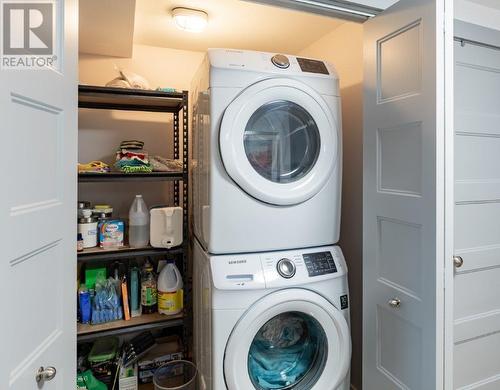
<box><xmin>224</xmin><ymin>289</ymin><xmax>351</xmax><ymax>390</ymax></box>
<box><xmin>219</xmin><ymin>78</ymin><xmax>338</xmax><ymax>206</ymax></box>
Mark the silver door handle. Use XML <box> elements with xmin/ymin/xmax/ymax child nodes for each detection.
<box><xmin>453</xmin><ymin>256</ymin><xmax>464</xmax><ymax>268</ymax></box>
<box><xmin>388</xmin><ymin>298</ymin><xmax>401</xmax><ymax>308</ymax></box>
<box><xmin>35</xmin><ymin>366</ymin><xmax>56</xmax><ymax>383</ymax></box>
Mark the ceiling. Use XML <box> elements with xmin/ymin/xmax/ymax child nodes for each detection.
<box><xmin>467</xmin><ymin>0</ymin><xmax>500</xmax><ymax>9</ymax></box>
<box><xmin>79</xmin><ymin>0</ymin><xmax>345</xmax><ymax>57</ymax></box>
<box><xmin>79</xmin><ymin>0</ymin><xmax>136</xmax><ymax>57</ymax></box>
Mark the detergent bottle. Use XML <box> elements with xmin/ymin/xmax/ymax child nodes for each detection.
<box><xmin>157</xmin><ymin>261</ymin><xmax>183</xmax><ymax>315</ymax></box>
<box><xmin>140</xmin><ymin>260</ymin><xmax>157</xmax><ymax>314</ymax></box>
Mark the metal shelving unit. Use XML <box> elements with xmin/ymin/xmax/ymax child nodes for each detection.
<box><xmin>77</xmin><ymin>85</ymin><xmax>190</xmax><ymax>348</ymax></box>
<box><xmin>77</xmin><ymin>313</ymin><xmax>184</xmax><ymax>342</ymax></box>
<box><xmin>79</xmin><ymin>85</ymin><xmax>185</xmax><ymax>112</ymax></box>
<box><xmin>78</xmin><ymin>245</ymin><xmax>184</xmax><ymax>262</ymax></box>
<box><xmin>78</xmin><ymin>171</ymin><xmax>185</xmax><ymax>183</ymax></box>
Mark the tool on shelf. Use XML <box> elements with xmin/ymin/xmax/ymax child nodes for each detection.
<box><xmin>122</xmin><ymin>331</ymin><xmax>157</xmax><ymax>368</ymax></box>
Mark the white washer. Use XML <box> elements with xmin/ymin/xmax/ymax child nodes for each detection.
<box><xmin>192</xmin><ymin>49</ymin><xmax>342</xmax><ymax>254</ymax></box>
<box><xmin>193</xmin><ymin>239</ymin><xmax>351</xmax><ymax>390</ymax></box>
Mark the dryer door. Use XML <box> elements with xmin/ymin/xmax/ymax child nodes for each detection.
<box><xmin>224</xmin><ymin>289</ymin><xmax>351</xmax><ymax>390</ymax></box>
<box><xmin>219</xmin><ymin>78</ymin><xmax>339</xmax><ymax>206</ymax></box>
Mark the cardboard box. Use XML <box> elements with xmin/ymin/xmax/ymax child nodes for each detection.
<box><xmin>138</xmin><ymin>335</ymin><xmax>184</xmax><ymax>384</ymax></box>
<box><xmin>119</xmin><ymin>363</ymin><xmax>138</xmax><ymax>390</ymax></box>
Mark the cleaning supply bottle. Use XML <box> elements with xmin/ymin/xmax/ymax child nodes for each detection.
<box><xmin>129</xmin><ymin>195</ymin><xmax>149</xmax><ymax>248</ymax></box>
<box><xmin>78</xmin><ymin>284</ymin><xmax>91</xmax><ymax>324</ymax></box>
<box><xmin>141</xmin><ymin>260</ymin><xmax>157</xmax><ymax>314</ymax></box>
<box><xmin>130</xmin><ymin>266</ymin><xmax>141</xmax><ymax>317</ymax></box>
<box><xmin>157</xmin><ymin>260</ymin><xmax>183</xmax><ymax>315</ymax></box>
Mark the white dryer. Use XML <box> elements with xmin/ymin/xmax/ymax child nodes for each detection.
<box><xmin>192</xmin><ymin>49</ymin><xmax>342</xmax><ymax>254</ymax></box>
<box><xmin>193</xmin><ymin>239</ymin><xmax>351</xmax><ymax>390</ymax></box>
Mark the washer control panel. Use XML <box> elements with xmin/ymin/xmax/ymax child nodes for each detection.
<box><xmin>276</xmin><ymin>258</ymin><xmax>296</xmax><ymax>278</ymax></box>
<box><xmin>210</xmin><ymin>246</ymin><xmax>346</xmax><ymax>290</ymax></box>
<box><xmin>262</xmin><ymin>246</ymin><xmax>346</xmax><ymax>288</ymax></box>
<box><xmin>303</xmin><ymin>251</ymin><xmax>338</xmax><ymax>277</ymax></box>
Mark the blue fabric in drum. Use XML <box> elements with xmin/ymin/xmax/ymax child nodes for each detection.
<box><xmin>247</xmin><ymin>312</ymin><xmax>328</xmax><ymax>389</ymax></box>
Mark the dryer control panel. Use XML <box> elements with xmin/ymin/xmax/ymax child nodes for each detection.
<box><xmin>208</xmin><ymin>49</ymin><xmax>335</xmax><ymax>79</ymax></box>
<box><xmin>210</xmin><ymin>245</ymin><xmax>346</xmax><ymax>290</ymax></box>
<box><xmin>296</xmin><ymin>57</ymin><xmax>330</xmax><ymax>75</ymax></box>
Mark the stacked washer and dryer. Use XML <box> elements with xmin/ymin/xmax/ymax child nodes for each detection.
<box><xmin>192</xmin><ymin>49</ymin><xmax>351</xmax><ymax>390</ymax></box>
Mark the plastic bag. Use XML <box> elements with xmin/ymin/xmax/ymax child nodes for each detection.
<box><xmin>119</xmin><ymin>69</ymin><xmax>151</xmax><ymax>90</ymax></box>
<box><xmin>104</xmin><ymin>66</ymin><xmax>151</xmax><ymax>90</ymax></box>
<box><xmin>91</xmin><ymin>277</ymin><xmax>123</xmax><ymax>324</ymax></box>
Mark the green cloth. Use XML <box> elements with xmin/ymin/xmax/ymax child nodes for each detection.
<box><xmin>119</xmin><ymin>164</ymin><xmax>153</xmax><ymax>173</ymax></box>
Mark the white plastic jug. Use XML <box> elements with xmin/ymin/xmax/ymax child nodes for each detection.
<box><xmin>157</xmin><ymin>262</ymin><xmax>183</xmax><ymax>315</ymax></box>
<box><xmin>129</xmin><ymin>195</ymin><xmax>150</xmax><ymax>248</ymax></box>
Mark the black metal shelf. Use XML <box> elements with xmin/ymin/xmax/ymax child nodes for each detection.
<box><xmin>77</xmin><ymin>245</ymin><xmax>184</xmax><ymax>262</ymax></box>
<box><xmin>77</xmin><ymin>84</ymin><xmax>190</xmax><ymax>354</ymax></box>
<box><xmin>78</xmin><ymin>85</ymin><xmax>185</xmax><ymax>113</ymax></box>
<box><xmin>78</xmin><ymin>171</ymin><xmax>186</xmax><ymax>183</ymax></box>
<box><xmin>77</xmin><ymin>312</ymin><xmax>184</xmax><ymax>341</ymax></box>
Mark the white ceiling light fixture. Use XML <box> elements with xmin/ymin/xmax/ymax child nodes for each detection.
<box><xmin>172</xmin><ymin>7</ymin><xmax>208</xmax><ymax>33</ymax></box>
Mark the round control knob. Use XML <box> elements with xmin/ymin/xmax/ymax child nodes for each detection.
<box><xmin>271</xmin><ymin>54</ymin><xmax>290</xmax><ymax>69</ymax></box>
<box><xmin>277</xmin><ymin>258</ymin><xmax>296</xmax><ymax>279</ymax></box>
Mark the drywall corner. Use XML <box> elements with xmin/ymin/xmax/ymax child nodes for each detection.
<box><xmin>299</xmin><ymin>21</ymin><xmax>364</xmax><ymax>390</ymax></box>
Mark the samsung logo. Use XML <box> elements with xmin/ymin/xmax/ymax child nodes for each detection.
<box><xmin>228</xmin><ymin>259</ymin><xmax>247</xmax><ymax>265</ymax></box>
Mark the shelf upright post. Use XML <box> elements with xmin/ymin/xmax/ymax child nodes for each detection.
<box><xmin>182</xmin><ymin>91</ymin><xmax>189</xmax><ymax>244</ymax></box>
<box><xmin>173</xmin><ymin>110</ymin><xmax>180</xmax><ymax>207</ymax></box>
<box><xmin>181</xmin><ymin>91</ymin><xmax>191</xmax><ymax>357</ymax></box>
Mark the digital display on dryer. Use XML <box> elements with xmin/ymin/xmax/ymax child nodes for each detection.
<box><xmin>303</xmin><ymin>251</ymin><xmax>337</xmax><ymax>276</ymax></box>
<box><xmin>297</xmin><ymin>58</ymin><xmax>329</xmax><ymax>75</ymax></box>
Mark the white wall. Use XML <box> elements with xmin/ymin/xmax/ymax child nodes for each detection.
<box><xmin>455</xmin><ymin>0</ymin><xmax>500</xmax><ymax>31</ymax></box>
<box><xmin>299</xmin><ymin>22</ymin><xmax>364</xmax><ymax>390</ymax></box>
<box><xmin>78</xmin><ymin>44</ymin><xmax>204</xmax><ymax>217</ymax></box>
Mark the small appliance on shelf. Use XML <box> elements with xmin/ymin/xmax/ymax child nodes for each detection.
<box><xmin>150</xmin><ymin>206</ymin><xmax>183</xmax><ymax>249</ymax></box>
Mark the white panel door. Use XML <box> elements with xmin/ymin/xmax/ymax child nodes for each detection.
<box><xmin>0</xmin><ymin>1</ymin><xmax>78</xmax><ymax>389</ymax></box>
<box><xmin>363</xmin><ymin>0</ymin><xmax>453</xmax><ymax>389</ymax></box>
<box><xmin>453</xmin><ymin>22</ymin><xmax>500</xmax><ymax>390</ymax></box>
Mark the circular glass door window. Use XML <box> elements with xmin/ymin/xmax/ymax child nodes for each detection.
<box><xmin>248</xmin><ymin>311</ymin><xmax>328</xmax><ymax>389</ymax></box>
<box><xmin>243</xmin><ymin>101</ymin><xmax>321</xmax><ymax>184</ymax></box>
